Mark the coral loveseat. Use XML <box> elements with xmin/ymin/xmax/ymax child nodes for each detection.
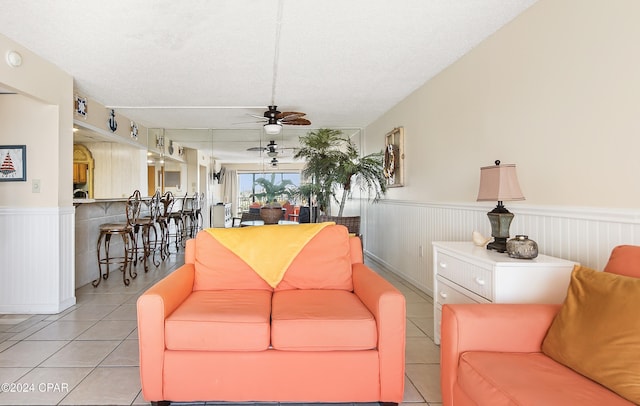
<box><xmin>440</xmin><ymin>245</ymin><xmax>640</xmax><ymax>405</ymax></box>
<box><xmin>137</xmin><ymin>223</ymin><xmax>406</xmax><ymax>405</ymax></box>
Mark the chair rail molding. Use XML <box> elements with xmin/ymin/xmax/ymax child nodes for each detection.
<box><xmin>363</xmin><ymin>199</ymin><xmax>640</xmax><ymax>295</ymax></box>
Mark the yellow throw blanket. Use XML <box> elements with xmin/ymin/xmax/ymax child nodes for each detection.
<box><xmin>205</xmin><ymin>222</ymin><xmax>334</xmax><ymax>288</ymax></box>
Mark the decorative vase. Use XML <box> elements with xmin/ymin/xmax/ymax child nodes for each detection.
<box><xmin>506</xmin><ymin>235</ymin><xmax>538</xmax><ymax>259</ymax></box>
<box><xmin>260</xmin><ymin>206</ymin><xmax>283</xmax><ymax>224</ymax></box>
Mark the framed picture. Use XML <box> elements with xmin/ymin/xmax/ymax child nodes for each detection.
<box><xmin>383</xmin><ymin>127</ymin><xmax>404</xmax><ymax>187</ymax></box>
<box><xmin>0</xmin><ymin>145</ymin><xmax>27</xmax><ymax>182</ymax></box>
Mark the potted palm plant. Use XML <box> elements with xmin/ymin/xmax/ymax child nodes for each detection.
<box><xmin>251</xmin><ymin>173</ymin><xmax>294</xmax><ymax>224</ymax></box>
<box><xmin>294</xmin><ymin>128</ymin><xmax>386</xmax><ymax>233</ymax></box>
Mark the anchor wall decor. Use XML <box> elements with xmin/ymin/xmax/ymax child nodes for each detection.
<box><xmin>108</xmin><ymin>109</ymin><xmax>118</xmax><ymax>132</ymax></box>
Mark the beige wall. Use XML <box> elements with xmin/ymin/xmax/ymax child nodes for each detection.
<box><xmin>0</xmin><ymin>33</ymin><xmax>75</xmax><ymax>313</ymax></box>
<box><xmin>75</xmin><ymin>93</ymin><xmax>150</xmax><ymax>150</ymax></box>
<box><xmin>0</xmin><ymin>33</ymin><xmax>73</xmax><ymax>207</ymax></box>
<box><xmin>0</xmin><ymin>96</ymin><xmax>59</xmax><ymax>206</ymax></box>
<box><xmin>365</xmin><ymin>0</ymin><xmax>640</xmax><ymax>209</ymax></box>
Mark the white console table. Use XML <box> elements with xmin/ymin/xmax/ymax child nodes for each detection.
<box><xmin>432</xmin><ymin>241</ymin><xmax>576</xmax><ymax>345</ymax></box>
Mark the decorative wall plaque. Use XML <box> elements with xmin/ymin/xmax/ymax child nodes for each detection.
<box><xmin>130</xmin><ymin>121</ymin><xmax>138</xmax><ymax>139</ymax></box>
<box><xmin>383</xmin><ymin>127</ymin><xmax>404</xmax><ymax>187</ymax></box>
<box><xmin>74</xmin><ymin>96</ymin><xmax>87</xmax><ymax>118</ymax></box>
<box><xmin>108</xmin><ymin>109</ymin><xmax>118</xmax><ymax>132</ymax></box>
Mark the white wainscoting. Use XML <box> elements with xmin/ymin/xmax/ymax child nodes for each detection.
<box><xmin>0</xmin><ymin>206</ymin><xmax>76</xmax><ymax>313</ymax></box>
<box><xmin>363</xmin><ymin>200</ymin><xmax>640</xmax><ymax>297</ymax></box>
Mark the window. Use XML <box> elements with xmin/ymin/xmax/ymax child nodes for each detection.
<box><xmin>238</xmin><ymin>172</ymin><xmax>300</xmax><ymax>212</ymax></box>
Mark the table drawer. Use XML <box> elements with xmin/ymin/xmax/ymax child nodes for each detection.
<box><xmin>435</xmin><ymin>276</ymin><xmax>484</xmax><ymax>306</ymax></box>
<box><xmin>434</xmin><ymin>277</ymin><xmax>489</xmax><ymax>345</ymax></box>
<box><xmin>436</xmin><ymin>252</ymin><xmax>493</xmax><ymax>299</ymax></box>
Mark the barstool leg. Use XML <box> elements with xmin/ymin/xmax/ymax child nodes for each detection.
<box><xmin>132</xmin><ymin>225</ymin><xmax>140</xmax><ymax>267</ymax></box>
<box><xmin>159</xmin><ymin>221</ymin><xmax>168</xmax><ymax>260</ymax></box>
<box><xmin>175</xmin><ymin>218</ymin><xmax>183</xmax><ymax>251</ymax></box>
<box><xmin>158</xmin><ymin>221</ymin><xmax>166</xmax><ymax>260</ymax></box>
<box><xmin>123</xmin><ymin>231</ymin><xmax>137</xmax><ymax>285</ymax></box>
<box><xmin>148</xmin><ymin>224</ymin><xmax>160</xmax><ymax>267</ymax></box>
<box><xmin>93</xmin><ymin>232</ymin><xmax>105</xmax><ymax>287</ymax></box>
<box><xmin>141</xmin><ymin>224</ymin><xmax>150</xmax><ymax>272</ymax></box>
<box><xmin>180</xmin><ymin>216</ymin><xmax>189</xmax><ymax>247</ymax></box>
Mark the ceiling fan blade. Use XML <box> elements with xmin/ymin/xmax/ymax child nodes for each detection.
<box><xmin>247</xmin><ymin>147</ymin><xmax>266</xmax><ymax>151</ymax></box>
<box><xmin>283</xmin><ymin>118</ymin><xmax>311</xmax><ymax>126</ymax></box>
<box><xmin>249</xmin><ymin>114</ymin><xmax>269</xmax><ymax>121</ymax></box>
<box><xmin>277</xmin><ymin>111</ymin><xmax>306</xmax><ymax>120</ymax></box>
<box><xmin>233</xmin><ymin>120</ymin><xmax>268</xmax><ymax>125</ymax></box>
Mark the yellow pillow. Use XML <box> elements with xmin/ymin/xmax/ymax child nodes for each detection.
<box><xmin>542</xmin><ymin>265</ymin><xmax>640</xmax><ymax>404</ymax></box>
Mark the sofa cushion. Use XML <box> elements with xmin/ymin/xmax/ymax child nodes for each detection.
<box><xmin>275</xmin><ymin>224</ymin><xmax>353</xmax><ymax>291</ymax></box>
<box><xmin>458</xmin><ymin>352</ymin><xmax>634</xmax><ymax>405</ymax></box>
<box><xmin>271</xmin><ymin>289</ymin><xmax>376</xmax><ymax>351</ymax></box>
<box><xmin>165</xmin><ymin>290</ymin><xmax>272</xmax><ymax>351</ymax></box>
<box><xmin>603</xmin><ymin>245</ymin><xmax>640</xmax><ymax>278</ymax></box>
<box><xmin>205</xmin><ymin>223</ymin><xmax>336</xmax><ymax>288</ymax></box>
<box><xmin>192</xmin><ymin>232</ymin><xmax>273</xmax><ymax>291</ymax></box>
<box><xmin>541</xmin><ymin>266</ymin><xmax>640</xmax><ymax>404</ymax></box>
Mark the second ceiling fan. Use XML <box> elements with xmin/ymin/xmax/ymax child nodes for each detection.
<box><xmin>247</xmin><ymin>139</ymin><xmax>298</xmax><ymax>157</ymax></box>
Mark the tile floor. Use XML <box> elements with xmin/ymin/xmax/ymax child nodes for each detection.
<box><xmin>0</xmin><ymin>251</ymin><xmax>441</xmax><ymax>406</ymax></box>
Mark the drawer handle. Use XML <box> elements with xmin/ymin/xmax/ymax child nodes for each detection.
<box><xmin>439</xmin><ymin>292</ymin><xmax>448</xmax><ymax>299</ymax></box>
<box><xmin>439</xmin><ymin>262</ymin><xmax>447</xmax><ymax>269</ymax></box>
<box><xmin>475</xmin><ymin>277</ymin><xmax>486</xmax><ymax>286</ymax></box>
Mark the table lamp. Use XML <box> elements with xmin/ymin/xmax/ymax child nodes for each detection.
<box><xmin>477</xmin><ymin>160</ymin><xmax>525</xmax><ymax>252</ymax></box>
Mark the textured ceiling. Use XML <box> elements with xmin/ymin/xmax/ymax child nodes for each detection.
<box><xmin>0</xmin><ymin>0</ymin><xmax>537</xmax><ymax>163</ymax></box>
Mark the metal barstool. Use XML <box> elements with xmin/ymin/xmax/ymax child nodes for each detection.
<box><xmin>156</xmin><ymin>191</ymin><xmax>175</xmax><ymax>260</ymax></box>
<box><xmin>132</xmin><ymin>190</ymin><xmax>161</xmax><ymax>271</ymax></box>
<box><xmin>194</xmin><ymin>192</ymin><xmax>205</xmax><ymax>232</ymax></box>
<box><xmin>167</xmin><ymin>193</ymin><xmax>187</xmax><ymax>253</ymax></box>
<box><xmin>94</xmin><ymin>192</ymin><xmax>141</xmax><ymax>287</ymax></box>
<box><xmin>181</xmin><ymin>193</ymin><xmax>196</xmax><ymax>239</ymax></box>
<box><xmin>184</xmin><ymin>192</ymin><xmax>203</xmax><ymax>238</ymax></box>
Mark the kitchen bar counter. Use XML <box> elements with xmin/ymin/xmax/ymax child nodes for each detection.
<box><xmin>73</xmin><ymin>198</ymin><xmax>96</xmax><ymax>204</ymax></box>
<box><xmin>74</xmin><ymin>195</ymin><xmax>198</xmax><ymax>288</ymax></box>
<box><xmin>73</xmin><ymin>197</ymin><xmax>151</xmax><ymax>204</ymax></box>
<box><xmin>74</xmin><ymin>198</ymin><xmax>146</xmax><ymax>288</ymax></box>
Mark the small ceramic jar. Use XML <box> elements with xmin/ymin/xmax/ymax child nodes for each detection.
<box><xmin>506</xmin><ymin>235</ymin><xmax>538</xmax><ymax>259</ymax></box>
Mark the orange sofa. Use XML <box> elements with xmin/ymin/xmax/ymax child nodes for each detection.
<box><xmin>440</xmin><ymin>245</ymin><xmax>640</xmax><ymax>406</ymax></box>
<box><xmin>137</xmin><ymin>224</ymin><xmax>406</xmax><ymax>405</ymax></box>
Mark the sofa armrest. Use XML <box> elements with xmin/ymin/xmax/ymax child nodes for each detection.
<box><xmin>136</xmin><ymin>263</ymin><xmax>195</xmax><ymax>401</ymax></box>
<box><xmin>349</xmin><ymin>235</ymin><xmax>363</xmax><ymax>264</ymax></box>
<box><xmin>352</xmin><ymin>263</ymin><xmax>406</xmax><ymax>403</ymax></box>
<box><xmin>440</xmin><ymin>303</ymin><xmax>561</xmax><ymax>406</ymax></box>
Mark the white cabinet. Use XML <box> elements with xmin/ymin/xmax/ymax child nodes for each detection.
<box><xmin>432</xmin><ymin>241</ymin><xmax>576</xmax><ymax>345</ymax></box>
<box><xmin>211</xmin><ymin>203</ymin><xmax>232</xmax><ymax>228</ymax></box>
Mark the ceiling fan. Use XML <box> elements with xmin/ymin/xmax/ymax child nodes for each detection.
<box><xmin>247</xmin><ymin>139</ymin><xmax>297</xmax><ymax>157</ymax></box>
<box><xmin>245</xmin><ymin>105</ymin><xmax>311</xmax><ymax>135</ymax></box>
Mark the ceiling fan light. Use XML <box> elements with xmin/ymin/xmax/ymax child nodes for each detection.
<box><xmin>267</xmin><ymin>150</ymin><xmax>278</xmax><ymax>158</ymax></box>
<box><xmin>264</xmin><ymin>123</ymin><xmax>282</xmax><ymax>135</ymax></box>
